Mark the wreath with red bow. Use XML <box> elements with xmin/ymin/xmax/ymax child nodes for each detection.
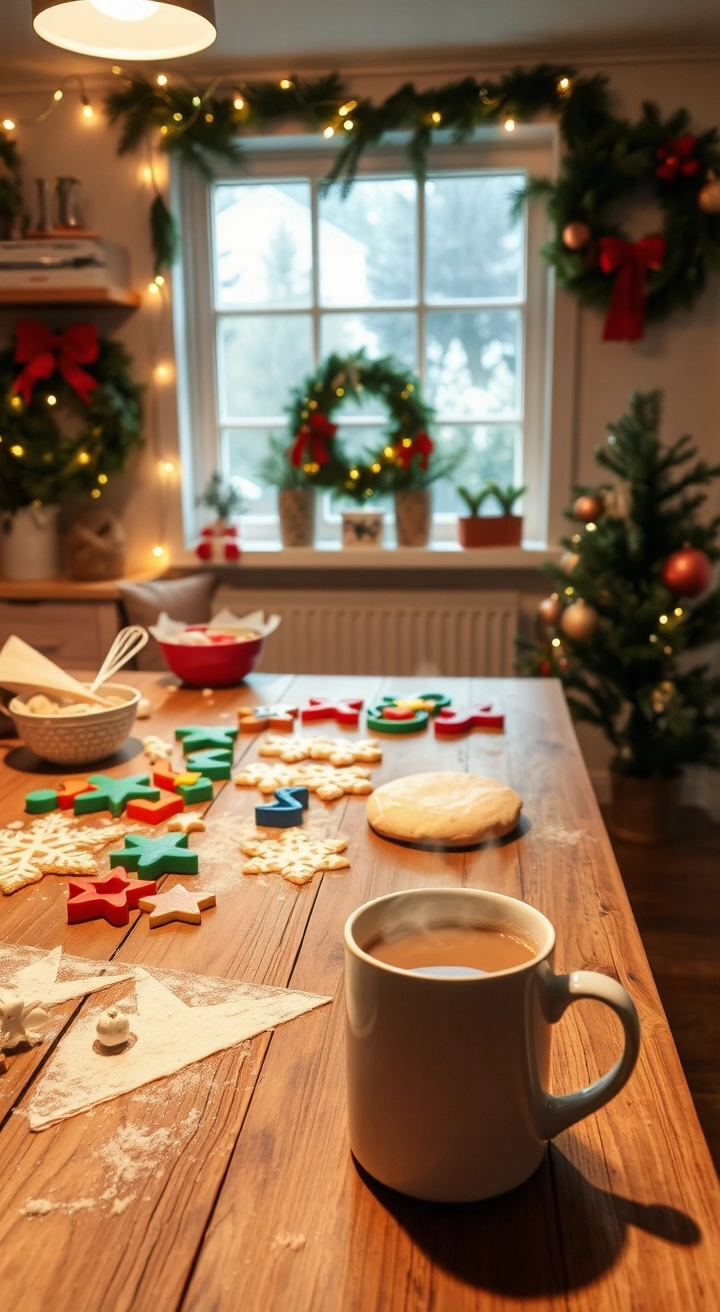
<box><xmin>521</xmin><ymin>102</ymin><xmax>720</xmax><ymax>341</ymax></box>
<box><xmin>0</xmin><ymin>320</ymin><xmax>143</xmax><ymax>514</ymax></box>
<box><xmin>285</xmin><ymin>351</ymin><xmax>440</xmax><ymax>501</ymax></box>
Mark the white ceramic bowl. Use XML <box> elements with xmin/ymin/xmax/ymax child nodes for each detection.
<box><xmin>8</xmin><ymin>682</ymin><xmax>140</xmax><ymax>766</ymax></box>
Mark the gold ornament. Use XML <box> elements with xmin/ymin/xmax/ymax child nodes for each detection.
<box><xmin>698</xmin><ymin>178</ymin><xmax>720</xmax><ymax>214</ymax></box>
<box><xmin>560</xmin><ymin>550</ymin><xmax>579</xmax><ymax>573</ymax></box>
<box><xmin>537</xmin><ymin>594</ymin><xmax>562</xmax><ymax>627</ymax></box>
<box><xmin>562</xmin><ymin>221</ymin><xmax>591</xmax><ymax>251</ymax></box>
<box><xmin>573</xmin><ymin>493</ymin><xmax>604</xmax><ymax>523</ymax></box>
<box><xmin>560</xmin><ymin>599</ymin><xmax>599</xmax><ymax>641</ymax></box>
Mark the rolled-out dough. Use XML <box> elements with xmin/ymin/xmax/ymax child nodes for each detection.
<box><xmin>366</xmin><ymin>772</ymin><xmax>522</xmax><ymax>848</ymax></box>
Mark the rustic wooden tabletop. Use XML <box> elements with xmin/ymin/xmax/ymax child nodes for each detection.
<box><xmin>0</xmin><ymin>672</ymin><xmax>718</xmax><ymax>1312</ymax></box>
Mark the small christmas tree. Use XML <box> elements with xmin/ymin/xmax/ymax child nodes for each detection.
<box><xmin>517</xmin><ymin>391</ymin><xmax>720</xmax><ymax>778</ymax></box>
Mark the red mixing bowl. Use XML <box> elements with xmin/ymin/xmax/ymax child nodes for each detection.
<box><xmin>157</xmin><ymin>627</ymin><xmax>264</xmax><ymax>688</ymax></box>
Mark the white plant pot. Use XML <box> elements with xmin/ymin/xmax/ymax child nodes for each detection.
<box><xmin>1</xmin><ymin>505</ymin><xmax>60</xmax><ymax>580</ymax></box>
<box><xmin>342</xmin><ymin>510</ymin><xmax>384</xmax><ymax>549</ymax></box>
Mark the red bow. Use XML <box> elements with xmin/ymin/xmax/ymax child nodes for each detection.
<box><xmin>290</xmin><ymin>411</ymin><xmax>337</xmax><ymax>467</ymax></box>
<box><xmin>598</xmin><ymin>236</ymin><xmax>666</xmax><ymax>341</ymax></box>
<box><xmin>655</xmin><ymin>134</ymin><xmax>699</xmax><ymax>182</ymax></box>
<box><xmin>394</xmin><ymin>431</ymin><xmax>434</xmax><ymax>470</ymax></box>
<box><xmin>12</xmin><ymin>320</ymin><xmax>100</xmax><ymax>405</ymax></box>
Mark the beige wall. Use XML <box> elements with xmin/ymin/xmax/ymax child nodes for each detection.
<box><xmin>3</xmin><ymin>50</ymin><xmax>720</xmax><ymax>803</ymax></box>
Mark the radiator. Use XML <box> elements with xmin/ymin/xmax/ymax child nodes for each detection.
<box><xmin>214</xmin><ymin>587</ymin><xmax>519</xmax><ymax>677</ymax></box>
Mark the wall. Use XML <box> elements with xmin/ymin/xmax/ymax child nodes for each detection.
<box><xmin>3</xmin><ymin>49</ymin><xmax>720</xmax><ymax>807</ymax></box>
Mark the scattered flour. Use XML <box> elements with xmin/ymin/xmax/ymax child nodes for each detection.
<box><xmin>21</xmin><ymin>1197</ymin><xmax>95</xmax><ymax>1218</ymax></box>
<box><xmin>273</xmin><ymin>1232</ymin><xmax>306</xmax><ymax>1252</ymax></box>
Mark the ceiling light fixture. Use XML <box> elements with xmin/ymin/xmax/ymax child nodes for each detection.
<box><xmin>32</xmin><ymin>0</ymin><xmax>216</xmax><ymax>60</ymax></box>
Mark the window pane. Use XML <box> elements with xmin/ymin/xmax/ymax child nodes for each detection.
<box><xmin>218</xmin><ymin>314</ymin><xmax>313</xmax><ymax>420</ymax></box>
<box><xmin>222</xmin><ymin>427</ymin><xmax>280</xmax><ymax>517</ymax></box>
<box><xmin>431</xmin><ymin>424</ymin><xmax>520</xmax><ymax>515</ymax></box>
<box><xmin>320</xmin><ymin>311</ymin><xmax>417</xmax><ymax>377</ymax></box>
<box><xmin>214</xmin><ymin>182</ymin><xmax>312</xmax><ymax>308</ymax></box>
<box><xmin>425</xmin><ymin>309</ymin><xmax>521</xmax><ymax>419</ymax></box>
<box><xmin>425</xmin><ymin>174</ymin><xmax>524</xmax><ymax>302</ymax></box>
<box><xmin>319</xmin><ymin>178</ymin><xmax>417</xmax><ymax>306</ymax></box>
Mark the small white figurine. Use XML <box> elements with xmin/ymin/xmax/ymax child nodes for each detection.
<box><xmin>0</xmin><ymin>990</ymin><xmax>50</xmax><ymax>1049</ymax></box>
<box><xmin>95</xmin><ymin>1006</ymin><xmax>131</xmax><ymax>1049</ymax></box>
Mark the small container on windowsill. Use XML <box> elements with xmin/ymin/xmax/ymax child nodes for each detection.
<box><xmin>458</xmin><ymin>516</ymin><xmax>523</xmax><ymax>549</ymax></box>
<box><xmin>341</xmin><ymin>510</ymin><xmax>384</xmax><ymax>549</ymax></box>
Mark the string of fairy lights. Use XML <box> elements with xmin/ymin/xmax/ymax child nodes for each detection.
<box><xmin>0</xmin><ymin>65</ymin><xmax>577</xmax><ymax>560</ymax></box>
<box><xmin>1</xmin><ymin>72</ymin><xmax>181</xmax><ymax>561</ymax></box>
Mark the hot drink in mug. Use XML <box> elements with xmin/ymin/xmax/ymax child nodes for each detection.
<box><xmin>344</xmin><ymin>887</ymin><xmax>640</xmax><ymax>1203</ymax></box>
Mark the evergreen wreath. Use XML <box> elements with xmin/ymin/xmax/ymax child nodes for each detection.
<box><xmin>284</xmin><ymin>350</ymin><xmax>435</xmax><ymax>502</ymax></box>
<box><xmin>105</xmin><ymin>65</ymin><xmax>720</xmax><ymax>337</ymax></box>
<box><xmin>0</xmin><ymin>322</ymin><xmax>144</xmax><ymax>514</ymax></box>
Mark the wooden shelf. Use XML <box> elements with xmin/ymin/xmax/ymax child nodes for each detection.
<box><xmin>0</xmin><ymin>572</ymin><xmax>157</xmax><ymax>601</ymax></box>
<box><xmin>0</xmin><ymin>287</ymin><xmax>141</xmax><ymax>308</ymax></box>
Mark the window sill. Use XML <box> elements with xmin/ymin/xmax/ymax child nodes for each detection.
<box><xmin>173</xmin><ymin>543</ymin><xmax>560</xmax><ymax>571</ymax></box>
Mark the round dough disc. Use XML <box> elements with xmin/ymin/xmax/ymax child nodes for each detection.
<box><xmin>366</xmin><ymin>772</ymin><xmax>522</xmax><ymax>848</ymax></box>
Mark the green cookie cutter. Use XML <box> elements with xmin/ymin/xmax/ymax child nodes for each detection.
<box><xmin>366</xmin><ymin>691</ymin><xmax>452</xmax><ymax>735</ymax></box>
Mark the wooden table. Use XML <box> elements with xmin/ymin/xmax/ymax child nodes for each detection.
<box><xmin>0</xmin><ymin>673</ymin><xmax>718</xmax><ymax>1312</ymax></box>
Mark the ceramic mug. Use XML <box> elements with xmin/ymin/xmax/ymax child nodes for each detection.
<box><xmin>344</xmin><ymin>887</ymin><xmax>640</xmax><ymax>1203</ymax></box>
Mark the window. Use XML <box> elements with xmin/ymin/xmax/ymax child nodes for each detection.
<box><xmin>175</xmin><ymin>131</ymin><xmax>555</xmax><ymax>546</ymax></box>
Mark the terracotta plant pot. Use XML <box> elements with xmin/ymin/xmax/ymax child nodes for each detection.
<box><xmin>279</xmin><ymin>488</ymin><xmax>315</xmax><ymax>548</ymax></box>
<box><xmin>458</xmin><ymin>516</ymin><xmax>523</xmax><ymax>548</ymax></box>
<box><xmin>395</xmin><ymin>488</ymin><xmax>432</xmax><ymax>548</ymax></box>
<box><xmin>609</xmin><ymin>772</ymin><xmax>682</xmax><ymax>845</ymax></box>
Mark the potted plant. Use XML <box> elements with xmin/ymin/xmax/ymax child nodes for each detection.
<box><xmin>457</xmin><ymin>482</ymin><xmax>526</xmax><ymax>548</ymax></box>
<box><xmin>517</xmin><ymin>390</ymin><xmax>720</xmax><ymax>844</ymax></box>
<box><xmin>195</xmin><ymin>472</ymin><xmax>245</xmax><ymax>562</ymax></box>
<box><xmin>259</xmin><ymin>435</ymin><xmax>316</xmax><ymax>548</ymax></box>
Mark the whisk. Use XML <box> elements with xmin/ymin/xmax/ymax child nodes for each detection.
<box><xmin>89</xmin><ymin>626</ymin><xmax>149</xmax><ymax>696</ymax></box>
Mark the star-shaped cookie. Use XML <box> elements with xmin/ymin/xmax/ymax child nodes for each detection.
<box><xmin>137</xmin><ymin>885</ymin><xmax>216</xmax><ymax>927</ymax></box>
<box><xmin>258</xmin><ymin>734</ymin><xmax>382</xmax><ymax>767</ymax></box>
<box><xmin>241</xmin><ymin>831</ymin><xmax>350</xmax><ymax>885</ymax></box>
<box><xmin>167</xmin><ymin>813</ymin><xmax>207</xmax><ymax>834</ymax></box>
<box><xmin>234</xmin><ymin>761</ymin><xmax>373</xmax><ymax>801</ymax></box>
<box><xmin>108</xmin><ymin>832</ymin><xmax>199</xmax><ymax>879</ymax></box>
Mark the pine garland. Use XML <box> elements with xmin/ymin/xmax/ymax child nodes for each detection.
<box><xmin>104</xmin><ymin>65</ymin><xmax>720</xmax><ymax>332</ymax></box>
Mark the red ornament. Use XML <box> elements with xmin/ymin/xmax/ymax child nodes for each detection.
<box><xmin>661</xmin><ymin>547</ymin><xmax>713</xmax><ymax>596</ymax></box>
<box><xmin>537</xmin><ymin>594</ymin><xmax>561</xmax><ymax>627</ymax></box>
<box><xmin>655</xmin><ymin>134</ymin><xmax>699</xmax><ymax>182</ymax></box>
<box><xmin>598</xmin><ymin>235</ymin><xmax>665</xmax><ymax>342</ymax></box>
<box><xmin>573</xmin><ymin>494</ymin><xmax>604</xmax><ymax>523</ymax></box>
<box><xmin>562</xmin><ymin>221</ymin><xmax>591</xmax><ymax>251</ymax></box>
<box><xmin>538</xmin><ymin>660</ymin><xmax>553</xmax><ymax>677</ymax></box>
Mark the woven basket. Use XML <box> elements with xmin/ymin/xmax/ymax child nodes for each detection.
<box><xmin>8</xmin><ymin>682</ymin><xmax>140</xmax><ymax>766</ymax></box>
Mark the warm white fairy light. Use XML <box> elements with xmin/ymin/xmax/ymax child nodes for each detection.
<box><xmin>81</xmin><ymin>97</ymin><xmax>94</xmax><ymax>119</ymax></box>
<box><xmin>233</xmin><ymin>95</ymin><xmax>245</xmax><ymax>111</ymax></box>
<box><xmin>152</xmin><ymin>545</ymin><xmax>165</xmax><ymax>558</ymax></box>
<box><xmin>47</xmin><ymin>394</ymin><xmax>57</xmax><ymax>406</ymax></box>
<box><xmin>551</xmin><ymin>637</ymin><xmax>561</xmax><ymax>647</ymax></box>
<box><xmin>98</xmin><ymin>473</ymin><xmax>108</xmax><ymax>484</ymax></box>
<box><xmin>674</xmin><ymin>607</ymin><xmax>683</xmax><ymax>616</ymax></box>
<box><xmin>279</xmin><ymin>79</ymin><xmax>293</xmax><ymax>90</ymax></box>
<box><xmin>154</xmin><ymin>274</ymin><xmax>165</xmax><ymax>286</ymax></box>
<box><xmin>2</xmin><ymin>119</ymin><xmax>16</xmax><ymax>131</ymax></box>
<box><xmin>323</xmin><ymin>126</ymin><xmax>334</xmax><ymax>138</ymax></box>
<box><xmin>53</xmin><ymin>89</ymin><xmax>63</xmax><ymax>101</ymax></box>
<box><xmin>148</xmin><ymin>282</ymin><xmax>160</xmax><ymax>295</ymax></box>
<box><xmin>659</xmin><ymin>614</ymin><xmax>668</xmax><ymax>624</ymax></box>
<box><xmin>157</xmin><ymin>74</ymin><xmax>168</xmax><ymax>87</ymax></box>
<box><xmin>343</xmin><ymin>120</ymin><xmax>354</xmax><ymax>131</ymax></box>
<box><xmin>90</xmin><ymin>487</ymin><xmax>101</xmax><ymax>499</ymax></box>
<box><xmin>504</xmin><ymin>117</ymin><xmax>516</xmax><ymax>132</ymax></box>
<box><xmin>586</xmin><ymin>521</ymin><xmax>597</xmax><ymax>531</ymax></box>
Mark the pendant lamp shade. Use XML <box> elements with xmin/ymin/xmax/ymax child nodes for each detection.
<box><xmin>32</xmin><ymin>0</ymin><xmax>217</xmax><ymax>60</ymax></box>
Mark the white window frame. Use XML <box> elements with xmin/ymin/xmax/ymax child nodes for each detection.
<box><xmin>173</xmin><ymin>125</ymin><xmax>559</xmax><ymax>549</ymax></box>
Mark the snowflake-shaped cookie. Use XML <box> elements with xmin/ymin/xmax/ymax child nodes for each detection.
<box><xmin>0</xmin><ymin>813</ymin><xmax>128</xmax><ymax>896</ymax></box>
<box><xmin>234</xmin><ymin>761</ymin><xmax>374</xmax><ymax>801</ymax></box>
<box><xmin>258</xmin><ymin>734</ymin><xmax>382</xmax><ymax>767</ymax></box>
<box><xmin>241</xmin><ymin>831</ymin><xmax>350</xmax><ymax>885</ymax></box>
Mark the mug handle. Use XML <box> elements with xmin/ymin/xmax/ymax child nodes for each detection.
<box><xmin>536</xmin><ymin>967</ymin><xmax>641</xmax><ymax>1139</ymax></box>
